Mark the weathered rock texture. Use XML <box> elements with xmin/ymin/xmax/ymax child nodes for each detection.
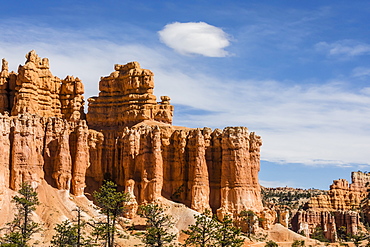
<box><xmin>292</xmin><ymin>171</ymin><xmax>370</xmax><ymax>241</ymax></box>
<box><xmin>87</xmin><ymin>61</ymin><xmax>173</xmax><ymax>129</ymax></box>
<box><xmin>85</xmin><ymin>124</ymin><xmax>263</xmax><ymax>216</ymax></box>
<box><xmin>84</xmin><ymin>62</ymin><xmax>263</xmax><ymax>216</ymax></box>
<box><xmin>1</xmin><ymin>51</ymin><xmax>84</xmax><ymax>120</ymax></box>
<box><xmin>0</xmin><ymin>51</ymin><xmax>88</xmax><ymax>195</ymax></box>
<box><xmin>0</xmin><ymin>52</ymin><xmax>263</xmax><ymax>221</ymax></box>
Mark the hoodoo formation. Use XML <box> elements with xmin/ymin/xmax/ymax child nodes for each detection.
<box><xmin>292</xmin><ymin>171</ymin><xmax>370</xmax><ymax>242</ymax></box>
<box><xmin>2</xmin><ymin>51</ymin><xmax>370</xmax><ymax>246</ymax></box>
<box><xmin>0</xmin><ymin>51</ymin><xmax>263</xmax><ymax>220</ymax></box>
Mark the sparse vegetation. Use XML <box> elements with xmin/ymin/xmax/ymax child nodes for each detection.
<box><xmin>138</xmin><ymin>203</ymin><xmax>176</xmax><ymax>247</ymax></box>
<box><xmin>215</xmin><ymin>215</ymin><xmax>244</xmax><ymax>247</ymax></box>
<box><xmin>92</xmin><ymin>180</ymin><xmax>130</xmax><ymax>247</ymax></box>
<box><xmin>310</xmin><ymin>226</ymin><xmax>329</xmax><ymax>243</ymax></box>
<box><xmin>261</xmin><ymin>187</ymin><xmax>326</xmax><ymax>209</ymax></box>
<box><xmin>239</xmin><ymin>210</ymin><xmax>257</xmax><ymax>239</ymax></box>
<box><xmin>291</xmin><ymin>240</ymin><xmax>304</xmax><ymax>247</ymax></box>
<box><xmin>182</xmin><ymin>210</ymin><xmax>244</xmax><ymax>247</ymax></box>
<box><xmin>51</xmin><ymin>219</ymin><xmax>95</xmax><ymax>247</ymax></box>
<box><xmin>0</xmin><ymin>183</ymin><xmax>40</xmax><ymax>247</ymax></box>
<box><xmin>183</xmin><ymin>210</ymin><xmax>219</xmax><ymax>247</ymax></box>
<box><xmin>265</xmin><ymin>240</ymin><xmax>278</xmax><ymax>247</ymax></box>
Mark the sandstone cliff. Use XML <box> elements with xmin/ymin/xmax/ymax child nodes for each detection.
<box><xmin>0</xmin><ymin>51</ymin><xmax>88</xmax><ymax>196</ymax></box>
<box><xmin>0</xmin><ymin>51</ymin><xmax>264</xmax><ymax>226</ymax></box>
<box><xmin>85</xmin><ymin>62</ymin><xmax>264</xmax><ymax>216</ymax></box>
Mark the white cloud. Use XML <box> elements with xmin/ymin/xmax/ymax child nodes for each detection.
<box><xmin>166</xmin><ymin>76</ymin><xmax>370</xmax><ymax>166</ymax></box>
<box><xmin>158</xmin><ymin>22</ymin><xmax>230</xmax><ymax>57</ymax></box>
<box><xmin>316</xmin><ymin>40</ymin><xmax>370</xmax><ymax>57</ymax></box>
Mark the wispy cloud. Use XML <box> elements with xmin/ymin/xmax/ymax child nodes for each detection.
<box><xmin>353</xmin><ymin>67</ymin><xmax>370</xmax><ymax>77</ymax></box>
<box><xmin>1</xmin><ymin>21</ymin><xmax>370</xmax><ymax>168</ymax></box>
<box><xmin>164</xmin><ymin>76</ymin><xmax>370</xmax><ymax>166</ymax></box>
<box><xmin>260</xmin><ymin>180</ymin><xmax>296</xmax><ymax>188</ymax></box>
<box><xmin>316</xmin><ymin>40</ymin><xmax>370</xmax><ymax>57</ymax></box>
<box><xmin>158</xmin><ymin>22</ymin><xmax>231</xmax><ymax>57</ymax></box>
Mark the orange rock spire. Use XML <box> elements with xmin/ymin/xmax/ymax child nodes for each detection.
<box><xmin>87</xmin><ymin>61</ymin><xmax>173</xmax><ymax>129</ymax></box>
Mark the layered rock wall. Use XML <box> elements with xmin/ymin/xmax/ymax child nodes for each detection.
<box><xmin>85</xmin><ymin>125</ymin><xmax>263</xmax><ymax>215</ymax></box>
<box><xmin>85</xmin><ymin>62</ymin><xmax>263</xmax><ymax>216</ymax></box>
<box><xmin>0</xmin><ymin>51</ymin><xmax>88</xmax><ymax>195</ymax></box>
<box><xmin>292</xmin><ymin>171</ymin><xmax>370</xmax><ymax>241</ymax></box>
<box><xmin>305</xmin><ymin>176</ymin><xmax>366</xmax><ymax>211</ymax></box>
<box><xmin>0</xmin><ymin>50</ymin><xmax>84</xmax><ymax>120</ymax></box>
<box><xmin>87</xmin><ymin>61</ymin><xmax>173</xmax><ymax>129</ymax></box>
<box><xmin>0</xmin><ymin>113</ymin><xmax>89</xmax><ymax>195</ymax></box>
<box><xmin>0</xmin><ymin>52</ymin><xmax>263</xmax><ymax>221</ymax></box>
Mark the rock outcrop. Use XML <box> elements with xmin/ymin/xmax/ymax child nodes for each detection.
<box><xmin>1</xmin><ymin>51</ymin><xmax>84</xmax><ymax>120</ymax></box>
<box><xmin>87</xmin><ymin>61</ymin><xmax>173</xmax><ymax>129</ymax></box>
<box><xmin>85</xmin><ymin>123</ymin><xmax>263</xmax><ymax>216</ymax></box>
<box><xmin>0</xmin><ymin>52</ymin><xmax>264</xmax><ymax>222</ymax></box>
<box><xmin>292</xmin><ymin>171</ymin><xmax>370</xmax><ymax>241</ymax></box>
<box><xmin>0</xmin><ymin>51</ymin><xmax>88</xmax><ymax>195</ymax></box>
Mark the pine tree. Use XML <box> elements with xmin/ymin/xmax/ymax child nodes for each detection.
<box><xmin>51</xmin><ymin>220</ymin><xmax>79</xmax><ymax>246</ymax></box>
<box><xmin>138</xmin><ymin>203</ymin><xmax>176</xmax><ymax>247</ymax></box>
<box><xmin>239</xmin><ymin>210</ymin><xmax>257</xmax><ymax>238</ymax></box>
<box><xmin>93</xmin><ymin>180</ymin><xmax>130</xmax><ymax>247</ymax></box>
<box><xmin>265</xmin><ymin>240</ymin><xmax>278</xmax><ymax>247</ymax></box>
<box><xmin>215</xmin><ymin>215</ymin><xmax>244</xmax><ymax>247</ymax></box>
<box><xmin>51</xmin><ymin>208</ymin><xmax>95</xmax><ymax>247</ymax></box>
<box><xmin>183</xmin><ymin>210</ymin><xmax>220</xmax><ymax>247</ymax></box>
<box><xmin>291</xmin><ymin>240</ymin><xmax>304</xmax><ymax>247</ymax></box>
<box><xmin>0</xmin><ymin>182</ymin><xmax>40</xmax><ymax>247</ymax></box>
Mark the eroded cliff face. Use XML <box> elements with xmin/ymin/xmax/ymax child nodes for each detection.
<box><xmin>0</xmin><ymin>51</ymin><xmax>264</xmax><ymax>221</ymax></box>
<box><xmin>0</xmin><ymin>51</ymin><xmax>89</xmax><ymax>195</ymax></box>
<box><xmin>85</xmin><ymin>125</ymin><xmax>263</xmax><ymax>216</ymax></box>
<box><xmin>85</xmin><ymin>62</ymin><xmax>263</xmax><ymax>216</ymax></box>
<box><xmin>292</xmin><ymin>171</ymin><xmax>370</xmax><ymax>241</ymax></box>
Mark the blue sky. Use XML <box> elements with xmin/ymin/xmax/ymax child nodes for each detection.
<box><xmin>1</xmin><ymin>0</ymin><xmax>370</xmax><ymax>189</ymax></box>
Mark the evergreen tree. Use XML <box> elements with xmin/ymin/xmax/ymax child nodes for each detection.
<box><xmin>51</xmin><ymin>220</ymin><xmax>79</xmax><ymax>246</ymax></box>
<box><xmin>214</xmin><ymin>215</ymin><xmax>244</xmax><ymax>247</ymax></box>
<box><xmin>265</xmin><ymin>240</ymin><xmax>278</xmax><ymax>247</ymax></box>
<box><xmin>93</xmin><ymin>180</ymin><xmax>130</xmax><ymax>247</ymax></box>
<box><xmin>310</xmin><ymin>226</ymin><xmax>329</xmax><ymax>242</ymax></box>
<box><xmin>138</xmin><ymin>203</ymin><xmax>176</xmax><ymax>247</ymax></box>
<box><xmin>0</xmin><ymin>183</ymin><xmax>40</xmax><ymax>247</ymax></box>
<box><xmin>182</xmin><ymin>210</ymin><xmax>220</xmax><ymax>247</ymax></box>
<box><xmin>51</xmin><ymin>210</ymin><xmax>95</xmax><ymax>247</ymax></box>
<box><xmin>239</xmin><ymin>210</ymin><xmax>257</xmax><ymax>238</ymax></box>
<box><xmin>291</xmin><ymin>240</ymin><xmax>304</xmax><ymax>247</ymax></box>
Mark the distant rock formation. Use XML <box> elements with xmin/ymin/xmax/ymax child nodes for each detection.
<box><xmin>292</xmin><ymin>171</ymin><xmax>370</xmax><ymax>241</ymax></box>
<box><xmin>0</xmin><ymin>51</ymin><xmax>263</xmax><ymax>221</ymax></box>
